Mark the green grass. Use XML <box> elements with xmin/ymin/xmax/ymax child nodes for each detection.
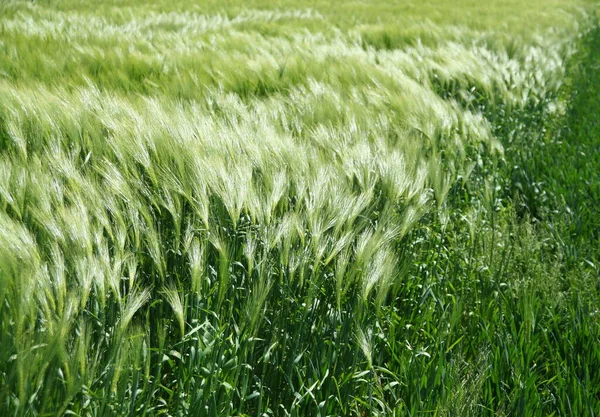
<box><xmin>0</xmin><ymin>0</ymin><xmax>599</xmax><ymax>416</ymax></box>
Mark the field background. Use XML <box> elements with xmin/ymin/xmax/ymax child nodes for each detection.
<box><xmin>1</xmin><ymin>0</ymin><xmax>599</xmax><ymax>416</ymax></box>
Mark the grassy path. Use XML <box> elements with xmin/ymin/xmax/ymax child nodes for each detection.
<box><xmin>396</xmin><ymin>25</ymin><xmax>600</xmax><ymax>416</ymax></box>
<box><xmin>551</xmin><ymin>26</ymin><xmax>600</xmax><ymax>267</ymax></box>
<box><xmin>497</xmin><ymin>25</ymin><xmax>600</xmax><ymax>415</ymax></box>
<box><xmin>514</xmin><ymin>24</ymin><xmax>600</xmax><ymax>276</ymax></box>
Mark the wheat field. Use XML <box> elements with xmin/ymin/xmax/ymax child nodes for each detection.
<box><xmin>0</xmin><ymin>0</ymin><xmax>599</xmax><ymax>416</ymax></box>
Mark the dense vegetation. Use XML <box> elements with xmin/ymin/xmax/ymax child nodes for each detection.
<box><xmin>0</xmin><ymin>0</ymin><xmax>599</xmax><ymax>415</ymax></box>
